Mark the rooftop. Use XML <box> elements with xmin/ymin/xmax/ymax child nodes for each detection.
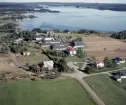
<box><xmin>73</xmin><ymin>41</ymin><xmax>85</xmax><ymax>46</ymax></box>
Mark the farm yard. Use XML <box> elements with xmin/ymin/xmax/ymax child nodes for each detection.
<box><xmin>83</xmin><ymin>36</ymin><xmax>126</xmax><ymax>60</ymax></box>
<box><xmin>0</xmin><ymin>78</ymin><xmax>95</xmax><ymax>105</ymax></box>
<box><xmin>84</xmin><ymin>74</ymin><xmax>126</xmax><ymax>105</ymax></box>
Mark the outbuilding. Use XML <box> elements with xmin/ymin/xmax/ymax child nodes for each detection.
<box><xmin>112</xmin><ymin>57</ymin><xmax>125</xmax><ymax>65</ymax></box>
<box><xmin>72</xmin><ymin>41</ymin><xmax>85</xmax><ymax>48</ymax></box>
<box><xmin>43</xmin><ymin>60</ymin><xmax>54</xmax><ymax>70</ymax></box>
<box><xmin>96</xmin><ymin>60</ymin><xmax>104</xmax><ymax>68</ymax></box>
<box><xmin>67</xmin><ymin>47</ymin><xmax>77</xmax><ymax>56</ymax></box>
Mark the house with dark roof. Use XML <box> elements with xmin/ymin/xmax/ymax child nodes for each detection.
<box><xmin>51</xmin><ymin>43</ymin><xmax>68</xmax><ymax>51</ymax></box>
<box><xmin>111</xmin><ymin>71</ymin><xmax>126</xmax><ymax>82</ymax></box>
<box><xmin>71</xmin><ymin>41</ymin><xmax>85</xmax><ymax>48</ymax></box>
<box><xmin>44</xmin><ymin>40</ymin><xmax>60</xmax><ymax>44</ymax></box>
<box><xmin>112</xmin><ymin>57</ymin><xmax>125</xmax><ymax>65</ymax></box>
<box><xmin>40</xmin><ymin>40</ymin><xmax>61</xmax><ymax>48</ymax></box>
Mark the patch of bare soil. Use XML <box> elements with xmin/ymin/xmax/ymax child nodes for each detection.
<box><xmin>0</xmin><ymin>54</ymin><xmax>29</xmax><ymax>80</ymax></box>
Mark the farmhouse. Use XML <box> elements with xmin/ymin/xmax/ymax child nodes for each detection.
<box><xmin>36</xmin><ymin>37</ymin><xmax>43</xmax><ymax>41</ymax></box>
<box><xmin>72</xmin><ymin>41</ymin><xmax>85</xmax><ymax>48</ymax></box>
<box><xmin>44</xmin><ymin>40</ymin><xmax>60</xmax><ymax>44</ymax></box>
<box><xmin>67</xmin><ymin>47</ymin><xmax>77</xmax><ymax>56</ymax></box>
<box><xmin>42</xmin><ymin>60</ymin><xmax>54</xmax><ymax>70</ymax></box>
<box><xmin>44</xmin><ymin>37</ymin><xmax>54</xmax><ymax>41</ymax></box>
<box><xmin>112</xmin><ymin>57</ymin><xmax>125</xmax><ymax>65</ymax></box>
<box><xmin>40</xmin><ymin>40</ymin><xmax>61</xmax><ymax>48</ymax></box>
<box><xmin>111</xmin><ymin>71</ymin><xmax>126</xmax><ymax>82</ymax></box>
<box><xmin>96</xmin><ymin>60</ymin><xmax>104</xmax><ymax>68</ymax></box>
<box><xmin>51</xmin><ymin>43</ymin><xmax>68</xmax><ymax>51</ymax></box>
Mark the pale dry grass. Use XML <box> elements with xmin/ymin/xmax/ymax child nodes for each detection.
<box><xmin>83</xmin><ymin>36</ymin><xmax>126</xmax><ymax>60</ymax></box>
<box><xmin>0</xmin><ymin>54</ymin><xmax>24</xmax><ymax>73</ymax></box>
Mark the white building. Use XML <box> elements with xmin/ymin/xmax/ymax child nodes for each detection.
<box><xmin>112</xmin><ymin>71</ymin><xmax>126</xmax><ymax>82</ymax></box>
<box><xmin>43</xmin><ymin>60</ymin><xmax>54</xmax><ymax>70</ymax></box>
<box><xmin>117</xmin><ymin>60</ymin><xmax>125</xmax><ymax>65</ymax></box>
<box><xmin>36</xmin><ymin>37</ymin><xmax>43</xmax><ymax>41</ymax></box>
<box><xmin>23</xmin><ymin>52</ymin><xmax>31</xmax><ymax>56</ymax></box>
<box><xmin>72</xmin><ymin>41</ymin><xmax>85</xmax><ymax>48</ymax></box>
<box><xmin>44</xmin><ymin>37</ymin><xmax>54</xmax><ymax>41</ymax></box>
<box><xmin>67</xmin><ymin>47</ymin><xmax>77</xmax><ymax>56</ymax></box>
<box><xmin>96</xmin><ymin>61</ymin><xmax>104</xmax><ymax>68</ymax></box>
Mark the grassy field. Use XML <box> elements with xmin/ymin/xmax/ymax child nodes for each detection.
<box><xmin>84</xmin><ymin>74</ymin><xmax>126</xmax><ymax>105</ymax></box>
<box><xmin>0</xmin><ymin>78</ymin><xmax>95</xmax><ymax>105</ymax></box>
<box><xmin>19</xmin><ymin>54</ymin><xmax>49</xmax><ymax>64</ymax></box>
<box><xmin>19</xmin><ymin>42</ymin><xmax>49</xmax><ymax>64</ymax></box>
<box><xmin>65</xmin><ymin>56</ymin><xmax>84</xmax><ymax>63</ymax></box>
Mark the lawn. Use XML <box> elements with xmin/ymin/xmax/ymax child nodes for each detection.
<box><xmin>19</xmin><ymin>54</ymin><xmax>49</xmax><ymax>64</ymax></box>
<box><xmin>19</xmin><ymin>42</ymin><xmax>49</xmax><ymax>64</ymax></box>
<box><xmin>0</xmin><ymin>78</ymin><xmax>95</xmax><ymax>105</ymax></box>
<box><xmin>84</xmin><ymin>74</ymin><xmax>126</xmax><ymax>105</ymax></box>
<box><xmin>65</xmin><ymin>56</ymin><xmax>84</xmax><ymax>63</ymax></box>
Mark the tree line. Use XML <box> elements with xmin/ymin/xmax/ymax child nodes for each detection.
<box><xmin>111</xmin><ymin>30</ymin><xmax>126</xmax><ymax>39</ymax></box>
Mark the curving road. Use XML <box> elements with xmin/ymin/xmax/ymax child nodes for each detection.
<box><xmin>62</xmin><ymin>62</ymin><xmax>106</xmax><ymax>105</ymax></box>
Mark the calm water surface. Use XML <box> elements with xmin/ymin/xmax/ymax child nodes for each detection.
<box><xmin>19</xmin><ymin>7</ymin><xmax>126</xmax><ymax>32</ymax></box>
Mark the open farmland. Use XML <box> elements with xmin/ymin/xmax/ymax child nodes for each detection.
<box><xmin>0</xmin><ymin>78</ymin><xmax>95</xmax><ymax>105</ymax></box>
<box><xmin>84</xmin><ymin>74</ymin><xmax>126</xmax><ymax>105</ymax></box>
<box><xmin>83</xmin><ymin>36</ymin><xmax>126</xmax><ymax>60</ymax></box>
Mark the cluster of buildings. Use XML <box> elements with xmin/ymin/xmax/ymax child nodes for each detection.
<box><xmin>91</xmin><ymin>57</ymin><xmax>126</xmax><ymax>69</ymax></box>
<box><xmin>35</xmin><ymin>31</ymin><xmax>85</xmax><ymax>56</ymax></box>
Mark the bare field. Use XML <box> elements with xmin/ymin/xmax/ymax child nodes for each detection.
<box><xmin>0</xmin><ymin>54</ymin><xmax>23</xmax><ymax>73</ymax></box>
<box><xmin>83</xmin><ymin>36</ymin><xmax>126</xmax><ymax>60</ymax></box>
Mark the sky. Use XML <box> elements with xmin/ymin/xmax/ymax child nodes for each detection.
<box><xmin>0</xmin><ymin>0</ymin><xmax>125</xmax><ymax>3</ymax></box>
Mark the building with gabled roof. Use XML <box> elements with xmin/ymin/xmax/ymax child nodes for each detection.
<box><xmin>72</xmin><ymin>41</ymin><xmax>85</xmax><ymax>48</ymax></box>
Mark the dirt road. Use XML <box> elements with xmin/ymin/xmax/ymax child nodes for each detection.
<box><xmin>62</xmin><ymin>62</ymin><xmax>106</xmax><ymax>105</ymax></box>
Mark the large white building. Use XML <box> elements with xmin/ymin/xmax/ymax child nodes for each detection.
<box><xmin>44</xmin><ymin>37</ymin><xmax>54</xmax><ymax>41</ymax></box>
<box><xmin>43</xmin><ymin>60</ymin><xmax>54</xmax><ymax>70</ymax></box>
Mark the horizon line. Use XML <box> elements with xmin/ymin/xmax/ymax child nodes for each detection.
<box><xmin>0</xmin><ymin>2</ymin><xmax>126</xmax><ymax>4</ymax></box>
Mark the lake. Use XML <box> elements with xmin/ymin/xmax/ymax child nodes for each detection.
<box><xmin>19</xmin><ymin>6</ymin><xmax>126</xmax><ymax>32</ymax></box>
